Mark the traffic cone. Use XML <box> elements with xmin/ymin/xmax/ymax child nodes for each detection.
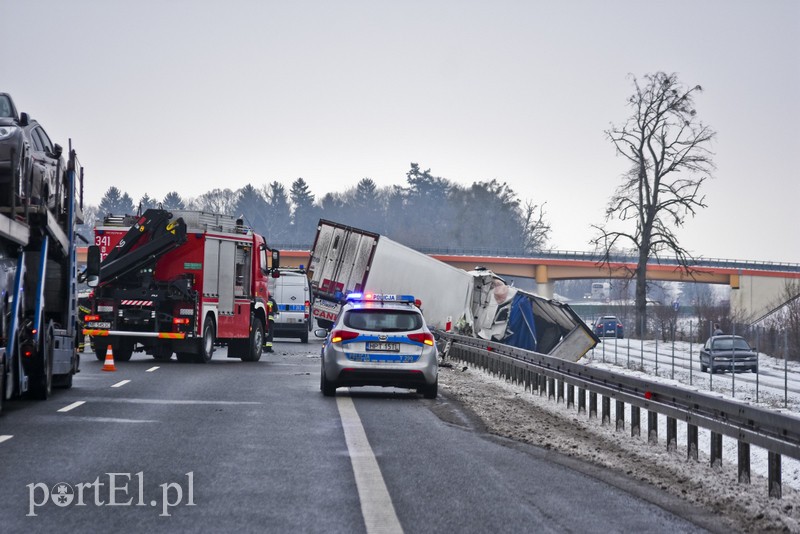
<box><xmin>102</xmin><ymin>345</ymin><xmax>117</xmax><ymax>372</ymax></box>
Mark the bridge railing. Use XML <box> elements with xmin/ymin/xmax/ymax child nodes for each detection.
<box><xmin>274</xmin><ymin>243</ymin><xmax>800</xmax><ymax>273</ymax></box>
<box><xmin>438</xmin><ymin>331</ymin><xmax>800</xmax><ymax>499</ymax></box>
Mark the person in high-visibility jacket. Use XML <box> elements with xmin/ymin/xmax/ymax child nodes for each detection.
<box><xmin>265</xmin><ymin>296</ymin><xmax>276</xmax><ymax>352</ymax></box>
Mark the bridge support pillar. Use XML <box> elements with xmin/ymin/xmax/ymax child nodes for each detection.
<box><xmin>535</xmin><ymin>265</ymin><xmax>554</xmax><ymax>299</ymax></box>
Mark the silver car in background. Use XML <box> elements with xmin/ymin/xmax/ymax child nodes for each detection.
<box><xmin>319</xmin><ymin>293</ymin><xmax>438</xmax><ymax>398</ymax></box>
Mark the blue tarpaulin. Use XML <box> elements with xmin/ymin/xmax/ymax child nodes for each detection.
<box><xmin>503</xmin><ymin>293</ymin><xmax>538</xmax><ymax>352</ymax></box>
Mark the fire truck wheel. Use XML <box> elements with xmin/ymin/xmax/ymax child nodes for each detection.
<box><xmin>241</xmin><ymin>318</ymin><xmax>264</xmax><ymax>362</ymax></box>
<box><xmin>94</xmin><ymin>342</ymin><xmax>108</xmax><ymax>361</ymax></box>
<box><xmin>115</xmin><ymin>340</ymin><xmax>134</xmax><ymax>362</ymax></box>
<box><xmin>196</xmin><ymin>317</ymin><xmax>215</xmax><ymax>363</ymax></box>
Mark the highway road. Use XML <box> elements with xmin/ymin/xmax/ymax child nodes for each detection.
<box><xmin>0</xmin><ymin>338</ymin><xmax>712</xmax><ymax>533</ymax></box>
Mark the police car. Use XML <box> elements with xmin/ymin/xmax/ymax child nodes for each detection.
<box><xmin>319</xmin><ymin>293</ymin><xmax>438</xmax><ymax>398</ymax></box>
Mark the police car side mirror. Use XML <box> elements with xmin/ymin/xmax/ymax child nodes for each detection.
<box><xmin>314</xmin><ymin>328</ymin><xmax>328</xmax><ymax>338</ymax></box>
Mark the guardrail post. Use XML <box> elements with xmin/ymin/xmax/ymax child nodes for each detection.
<box><xmin>547</xmin><ymin>377</ymin><xmax>556</xmax><ymax>400</ymax></box>
<box><xmin>601</xmin><ymin>396</ymin><xmax>610</xmax><ymax>425</ymax></box>
<box><xmin>539</xmin><ymin>374</ymin><xmax>547</xmax><ymax>397</ymax></box>
<box><xmin>647</xmin><ymin>411</ymin><xmax>658</xmax><ymax>445</ymax></box>
<box><xmin>738</xmin><ymin>441</ymin><xmax>751</xmax><ymax>484</ymax></box>
<box><xmin>567</xmin><ymin>384</ymin><xmax>575</xmax><ymax>409</ymax></box>
<box><xmin>666</xmin><ymin>417</ymin><xmax>677</xmax><ymax>452</ymax></box>
<box><xmin>557</xmin><ymin>379</ymin><xmax>564</xmax><ymax>403</ymax></box>
<box><xmin>768</xmin><ymin>452</ymin><xmax>782</xmax><ymax>499</ymax></box>
<box><xmin>615</xmin><ymin>400</ymin><xmax>624</xmax><ymax>432</ymax></box>
<box><xmin>589</xmin><ymin>392</ymin><xmax>597</xmax><ymax>419</ymax></box>
<box><xmin>710</xmin><ymin>432</ymin><xmax>723</xmax><ymax>469</ymax></box>
<box><xmin>578</xmin><ymin>387</ymin><xmax>586</xmax><ymax>414</ymax></box>
<box><xmin>631</xmin><ymin>406</ymin><xmax>640</xmax><ymax>437</ymax></box>
<box><xmin>687</xmin><ymin>424</ymin><xmax>698</xmax><ymax>461</ymax></box>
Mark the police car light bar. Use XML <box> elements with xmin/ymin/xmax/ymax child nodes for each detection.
<box><xmin>346</xmin><ymin>293</ymin><xmax>415</xmax><ymax>303</ymax></box>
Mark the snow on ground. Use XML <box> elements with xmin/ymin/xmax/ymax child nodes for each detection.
<box><xmin>438</xmin><ymin>339</ymin><xmax>800</xmax><ymax>533</ymax></box>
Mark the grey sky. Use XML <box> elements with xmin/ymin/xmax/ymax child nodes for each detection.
<box><xmin>3</xmin><ymin>0</ymin><xmax>798</xmax><ymax>262</ymax></box>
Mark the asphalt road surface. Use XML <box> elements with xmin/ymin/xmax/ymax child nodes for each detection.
<box><xmin>0</xmin><ymin>337</ymin><xmax>711</xmax><ymax>533</ymax></box>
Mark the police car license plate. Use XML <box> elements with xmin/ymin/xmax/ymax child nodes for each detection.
<box><xmin>367</xmin><ymin>342</ymin><xmax>400</xmax><ymax>352</ymax></box>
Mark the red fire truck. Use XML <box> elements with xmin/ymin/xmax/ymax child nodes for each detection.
<box><xmin>84</xmin><ymin>209</ymin><xmax>280</xmax><ymax>363</ymax></box>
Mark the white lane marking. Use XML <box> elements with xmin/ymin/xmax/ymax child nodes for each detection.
<box><xmin>145</xmin><ymin>366</ymin><xmax>159</xmax><ymax>372</ymax></box>
<box><xmin>46</xmin><ymin>416</ymin><xmax>157</xmax><ymax>423</ymax></box>
<box><xmin>0</xmin><ymin>435</ymin><xmax>13</xmax><ymax>444</ymax></box>
<box><xmin>336</xmin><ymin>396</ymin><xmax>403</xmax><ymax>534</ymax></box>
<box><xmin>90</xmin><ymin>397</ymin><xmax>261</xmax><ymax>405</ymax></box>
<box><xmin>57</xmin><ymin>401</ymin><xmax>86</xmax><ymax>413</ymax></box>
<box><xmin>111</xmin><ymin>380</ymin><xmax>131</xmax><ymax>388</ymax></box>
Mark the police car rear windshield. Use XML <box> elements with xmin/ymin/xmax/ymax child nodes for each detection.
<box><xmin>344</xmin><ymin>310</ymin><xmax>423</xmax><ymax>332</ymax></box>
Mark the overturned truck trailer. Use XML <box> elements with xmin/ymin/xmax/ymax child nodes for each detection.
<box><xmin>308</xmin><ymin>220</ymin><xmax>598</xmax><ymax>362</ymax></box>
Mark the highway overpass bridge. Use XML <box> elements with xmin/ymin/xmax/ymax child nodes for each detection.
<box><xmin>280</xmin><ymin>248</ymin><xmax>800</xmax><ymax>322</ymax></box>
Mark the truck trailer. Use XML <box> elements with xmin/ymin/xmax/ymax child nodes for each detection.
<box><xmin>85</xmin><ymin>209</ymin><xmax>280</xmax><ymax>363</ymax></box>
<box><xmin>0</xmin><ymin>142</ymin><xmax>83</xmax><ymax>411</ymax></box>
<box><xmin>307</xmin><ymin>220</ymin><xmax>598</xmax><ymax>361</ymax></box>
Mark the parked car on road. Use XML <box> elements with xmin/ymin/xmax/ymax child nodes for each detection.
<box><xmin>700</xmin><ymin>335</ymin><xmax>759</xmax><ymax>373</ymax></box>
<box><xmin>0</xmin><ymin>92</ymin><xmax>65</xmax><ymax>212</ymax></box>
<box><xmin>594</xmin><ymin>316</ymin><xmax>623</xmax><ymax>339</ymax></box>
<box><xmin>319</xmin><ymin>293</ymin><xmax>439</xmax><ymax>398</ymax></box>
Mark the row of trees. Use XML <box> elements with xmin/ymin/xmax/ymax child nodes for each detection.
<box><xmin>86</xmin><ymin>163</ymin><xmax>550</xmax><ymax>252</ymax></box>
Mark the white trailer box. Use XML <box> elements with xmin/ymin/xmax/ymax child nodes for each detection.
<box><xmin>308</xmin><ymin>220</ymin><xmax>473</xmax><ymax>330</ymax></box>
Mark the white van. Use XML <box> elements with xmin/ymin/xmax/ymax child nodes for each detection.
<box><xmin>268</xmin><ymin>268</ymin><xmax>313</xmax><ymax>343</ymax></box>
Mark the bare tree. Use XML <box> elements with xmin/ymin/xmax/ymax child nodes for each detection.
<box><xmin>593</xmin><ymin>72</ymin><xmax>716</xmax><ymax>336</ymax></box>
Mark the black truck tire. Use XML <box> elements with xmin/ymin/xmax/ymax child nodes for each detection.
<box><xmin>196</xmin><ymin>317</ymin><xmax>215</xmax><ymax>363</ymax></box>
<box><xmin>240</xmin><ymin>318</ymin><xmax>264</xmax><ymax>362</ymax></box>
<box><xmin>30</xmin><ymin>327</ymin><xmax>54</xmax><ymax>400</ymax></box>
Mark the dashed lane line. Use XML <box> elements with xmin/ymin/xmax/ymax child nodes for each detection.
<box><xmin>145</xmin><ymin>366</ymin><xmax>159</xmax><ymax>372</ymax></box>
<box><xmin>111</xmin><ymin>380</ymin><xmax>131</xmax><ymax>388</ymax></box>
<box><xmin>0</xmin><ymin>435</ymin><xmax>13</xmax><ymax>444</ymax></box>
<box><xmin>57</xmin><ymin>401</ymin><xmax>86</xmax><ymax>413</ymax></box>
<box><xmin>336</xmin><ymin>395</ymin><xmax>403</xmax><ymax>534</ymax></box>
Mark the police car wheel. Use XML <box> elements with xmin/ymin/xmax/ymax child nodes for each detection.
<box><xmin>420</xmin><ymin>378</ymin><xmax>438</xmax><ymax>400</ymax></box>
<box><xmin>320</xmin><ymin>364</ymin><xmax>336</xmax><ymax>397</ymax></box>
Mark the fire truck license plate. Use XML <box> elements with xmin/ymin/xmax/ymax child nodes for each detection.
<box><xmin>88</xmin><ymin>322</ymin><xmax>111</xmax><ymax>329</ymax></box>
<box><xmin>367</xmin><ymin>342</ymin><xmax>400</xmax><ymax>352</ymax></box>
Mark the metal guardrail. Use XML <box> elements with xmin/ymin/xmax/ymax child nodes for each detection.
<box><xmin>438</xmin><ymin>331</ymin><xmax>800</xmax><ymax>499</ymax></box>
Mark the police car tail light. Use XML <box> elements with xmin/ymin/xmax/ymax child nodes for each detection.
<box><xmin>407</xmin><ymin>332</ymin><xmax>434</xmax><ymax>346</ymax></box>
<box><xmin>304</xmin><ymin>300</ymin><xmax>310</xmax><ymax>319</ymax></box>
<box><xmin>331</xmin><ymin>330</ymin><xmax>359</xmax><ymax>344</ymax></box>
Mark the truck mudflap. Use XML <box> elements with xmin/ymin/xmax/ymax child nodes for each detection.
<box><xmin>51</xmin><ymin>330</ymin><xmax>75</xmax><ymax>376</ymax></box>
<box><xmin>83</xmin><ymin>329</ymin><xmax>187</xmax><ymax>339</ymax></box>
